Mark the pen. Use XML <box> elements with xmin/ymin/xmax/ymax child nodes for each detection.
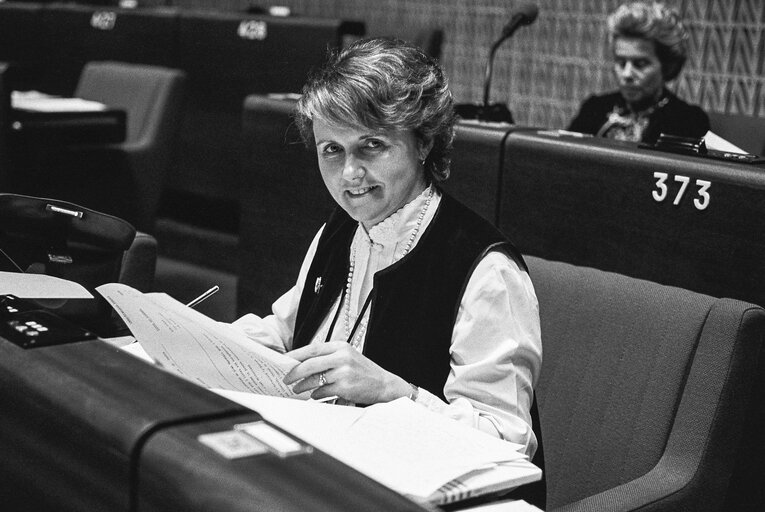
<box><xmin>186</xmin><ymin>285</ymin><xmax>220</xmax><ymax>308</ymax></box>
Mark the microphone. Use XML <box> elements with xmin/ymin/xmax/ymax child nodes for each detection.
<box><xmin>469</xmin><ymin>3</ymin><xmax>538</xmax><ymax>123</ymax></box>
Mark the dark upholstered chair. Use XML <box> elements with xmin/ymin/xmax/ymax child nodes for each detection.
<box><xmin>70</xmin><ymin>61</ymin><xmax>186</xmax><ymax>232</ymax></box>
<box><xmin>20</xmin><ymin>61</ymin><xmax>185</xmax><ymax>233</ymax></box>
<box><xmin>527</xmin><ymin>255</ymin><xmax>765</xmax><ymax>512</ymax></box>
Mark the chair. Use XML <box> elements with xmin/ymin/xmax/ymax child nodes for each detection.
<box><xmin>68</xmin><ymin>61</ymin><xmax>186</xmax><ymax>233</ymax></box>
<box><xmin>0</xmin><ymin>193</ymin><xmax>157</xmax><ymax>335</ymax></box>
<box><xmin>20</xmin><ymin>61</ymin><xmax>185</xmax><ymax>233</ymax></box>
<box><xmin>526</xmin><ymin>255</ymin><xmax>765</xmax><ymax>511</ymax></box>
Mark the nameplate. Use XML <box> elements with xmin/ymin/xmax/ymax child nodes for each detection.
<box><xmin>91</xmin><ymin>11</ymin><xmax>117</xmax><ymax>31</ymax></box>
<box><xmin>197</xmin><ymin>430</ymin><xmax>268</xmax><ymax>460</ymax></box>
<box><xmin>238</xmin><ymin>20</ymin><xmax>267</xmax><ymax>41</ymax></box>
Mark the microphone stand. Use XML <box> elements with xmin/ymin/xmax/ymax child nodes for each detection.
<box><xmin>455</xmin><ymin>32</ymin><xmax>515</xmax><ymax>123</ymax></box>
<box><xmin>456</xmin><ymin>4</ymin><xmax>540</xmax><ymax>123</ymax></box>
<box><xmin>478</xmin><ymin>33</ymin><xmax>515</xmax><ymax>123</ymax></box>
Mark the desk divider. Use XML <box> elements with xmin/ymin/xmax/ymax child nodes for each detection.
<box><xmin>500</xmin><ymin>130</ymin><xmax>765</xmax><ymax>306</ymax></box>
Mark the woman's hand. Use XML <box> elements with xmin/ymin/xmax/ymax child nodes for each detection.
<box><xmin>284</xmin><ymin>341</ymin><xmax>411</xmax><ymax>404</ymax></box>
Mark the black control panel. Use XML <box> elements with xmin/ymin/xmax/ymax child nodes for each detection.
<box><xmin>0</xmin><ymin>295</ymin><xmax>96</xmax><ymax>348</ymax></box>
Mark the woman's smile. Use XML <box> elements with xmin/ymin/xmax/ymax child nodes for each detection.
<box><xmin>313</xmin><ymin>119</ymin><xmax>429</xmax><ymax>229</ymax></box>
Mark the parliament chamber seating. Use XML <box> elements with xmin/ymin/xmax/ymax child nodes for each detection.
<box><xmin>0</xmin><ymin>3</ymin><xmax>365</xmax><ymax>321</ymax></box>
<box><xmin>37</xmin><ymin>3</ymin><xmax>180</xmax><ymax>96</ymax></box>
<box><xmin>500</xmin><ymin>131</ymin><xmax>765</xmax><ymax>308</ymax></box>
<box><xmin>528</xmin><ymin>255</ymin><xmax>765</xmax><ymax>511</ymax></box>
<box><xmin>16</xmin><ymin>61</ymin><xmax>187</xmax><ymax>233</ymax></box>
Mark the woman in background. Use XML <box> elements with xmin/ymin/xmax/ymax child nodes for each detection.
<box><xmin>568</xmin><ymin>1</ymin><xmax>709</xmax><ymax>143</ymax></box>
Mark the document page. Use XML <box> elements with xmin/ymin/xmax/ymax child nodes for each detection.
<box><xmin>333</xmin><ymin>398</ymin><xmax>529</xmax><ymax>500</ymax></box>
<box><xmin>97</xmin><ymin>283</ymin><xmax>308</xmax><ymax>399</ymax></box>
<box><xmin>1</xmin><ymin>271</ymin><xmax>93</xmax><ymax>299</ymax></box>
<box><xmin>217</xmin><ymin>390</ymin><xmax>535</xmax><ymax>502</ymax></box>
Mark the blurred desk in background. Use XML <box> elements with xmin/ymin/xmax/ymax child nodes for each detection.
<box><xmin>11</xmin><ymin>90</ymin><xmax>126</xmax><ymax>145</ymax></box>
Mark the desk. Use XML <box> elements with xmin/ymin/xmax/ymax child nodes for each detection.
<box><xmin>500</xmin><ymin>130</ymin><xmax>765</xmax><ymax>306</ymax></box>
<box><xmin>10</xmin><ymin>92</ymin><xmax>126</xmax><ymax>145</ymax></box>
<box><xmin>0</xmin><ymin>334</ymin><xmax>429</xmax><ymax>512</ymax></box>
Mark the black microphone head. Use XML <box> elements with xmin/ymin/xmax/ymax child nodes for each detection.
<box><xmin>517</xmin><ymin>3</ymin><xmax>539</xmax><ymax>25</ymax></box>
<box><xmin>501</xmin><ymin>3</ymin><xmax>539</xmax><ymax>38</ymax></box>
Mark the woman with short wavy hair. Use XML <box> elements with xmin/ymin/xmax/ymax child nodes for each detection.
<box><xmin>235</xmin><ymin>37</ymin><xmax>542</xmax><ymax>463</ymax></box>
<box><xmin>569</xmin><ymin>1</ymin><xmax>709</xmax><ymax>143</ymax></box>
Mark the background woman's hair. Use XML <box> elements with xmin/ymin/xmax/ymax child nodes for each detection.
<box><xmin>607</xmin><ymin>1</ymin><xmax>689</xmax><ymax>81</ymax></box>
<box><xmin>295</xmin><ymin>37</ymin><xmax>457</xmax><ymax>182</ymax></box>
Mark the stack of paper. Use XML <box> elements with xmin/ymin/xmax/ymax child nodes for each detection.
<box><xmin>216</xmin><ymin>391</ymin><xmax>541</xmax><ymax>505</ymax></box>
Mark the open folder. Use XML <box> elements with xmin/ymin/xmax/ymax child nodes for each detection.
<box><xmin>97</xmin><ymin>283</ymin><xmax>542</xmax><ymax>505</ymax></box>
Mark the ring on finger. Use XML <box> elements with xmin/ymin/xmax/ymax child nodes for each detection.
<box><xmin>318</xmin><ymin>372</ymin><xmax>327</xmax><ymax>387</ymax></box>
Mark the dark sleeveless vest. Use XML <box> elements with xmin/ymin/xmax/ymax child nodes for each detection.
<box><xmin>293</xmin><ymin>191</ymin><xmax>526</xmax><ymax>401</ymax></box>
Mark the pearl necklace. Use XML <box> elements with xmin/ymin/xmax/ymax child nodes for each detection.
<box><xmin>343</xmin><ymin>186</ymin><xmax>435</xmax><ymax>348</ymax></box>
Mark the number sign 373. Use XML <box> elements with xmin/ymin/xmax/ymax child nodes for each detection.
<box><xmin>652</xmin><ymin>172</ymin><xmax>711</xmax><ymax>210</ymax></box>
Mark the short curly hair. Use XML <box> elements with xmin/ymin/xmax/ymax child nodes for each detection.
<box><xmin>608</xmin><ymin>1</ymin><xmax>689</xmax><ymax>81</ymax></box>
<box><xmin>295</xmin><ymin>37</ymin><xmax>457</xmax><ymax>183</ymax></box>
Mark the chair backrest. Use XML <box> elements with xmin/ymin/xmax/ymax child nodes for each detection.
<box><xmin>527</xmin><ymin>255</ymin><xmax>765</xmax><ymax>511</ymax></box>
<box><xmin>74</xmin><ymin>60</ymin><xmax>186</xmax><ymax>232</ymax></box>
<box><xmin>75</xmin><ymin>60</ymin><xmax>185</xmax><ymax>147</ymax></box>
<box><xmin>0</xmin><ymin>193</ymin><xmax>156</xmax><ymax>334</ymax></box>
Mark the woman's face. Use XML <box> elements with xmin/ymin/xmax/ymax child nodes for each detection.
<box><xmin>313</xmin><ymin>119</ymin><xmax>429</xmax><ymax>229</ymax></box>
<box><xmin>613</xmin><ymin>36</ymin><xmax>665</xmax><ymax>110</ymax></box>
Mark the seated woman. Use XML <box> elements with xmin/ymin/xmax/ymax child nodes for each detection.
<box><xmin>232</xmin><ymin>37</ymin><xmax>542</xmax><ymax>458</ymax></box>
<box><xmin>568</xmin><ymin>1</ymin><xmax>709</xmax><ymax>143</ymax></box>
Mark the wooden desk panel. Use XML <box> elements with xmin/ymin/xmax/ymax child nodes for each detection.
<box><xmin>38</xmin><ymin>4</ymin><xmax>179</xmax><ymax>96</ymax></box>
<box><xmin>0</xmin><ymin>334</ymin><xmax>432</xmax><ymax>512</ymax></box>
<box><xmin>501</xmin><ymin>131</ymin><xmax>765</xmax><ymax>306</ymax></box>
<box><xmin>10</xmin><ymin>107</ymin><xmax>126</xmax><ymax>145</ymax></box>
<box><xmin>138</xmin><ymin>416</ymin><xmax>429</xmax><ymax>512</ymax></box>
<box><xmin>0</xmin><ymin>337</ymin><xmax>249</xmax><ymax>512</ymax></box>
<box><xmin>238</xmin><ymin>94</ymin><xmax>333</xmax><ymax>317</ymax></box>
<box><xmin>445</xmin><ymin>121</ymin><xmax>511</xmax><ymax>226</ymax></box>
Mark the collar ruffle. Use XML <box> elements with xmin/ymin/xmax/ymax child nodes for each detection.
<box><xmin>364</xmin><ymin>185</ymin><xmax>434</xmax><ymax>247</ymax></box>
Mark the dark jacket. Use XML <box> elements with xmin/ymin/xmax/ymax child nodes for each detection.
<box><xmin>568</xmin><ymin>89</ymin><xmax>710</xmax><ymax>144</ymax></box>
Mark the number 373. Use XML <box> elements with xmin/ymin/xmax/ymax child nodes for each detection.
<box><xmin>652</xmin><ymin>172</ymin><xmax>711</xmax><ymax>210</ymax></box>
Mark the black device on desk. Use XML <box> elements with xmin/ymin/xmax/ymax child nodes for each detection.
<box><xmin>0</xmin><ymin>294</ymin><xmax>96</xmax><ymax>348</ymax></box>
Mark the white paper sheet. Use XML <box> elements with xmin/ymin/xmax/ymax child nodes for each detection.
<box><xmin>0</xmin><ymin>271</ymin><xmax>93</xmax><ymax>299</ymax></box>
<box><xmin>331</xmin><ymin>398</ymin><xmax>528</xmax><ymax>499</ymax></box>
<box><xmin>97</xmin><ymin>283</ymin><xmax>308</xmax><ymax>398</ymax></box>
<box><xmin>703</xmin><ymin>130</ymin><xmax>747</xmax><ymax>154</ymax></box>
<box><xmin>12</xmin><ymin>90</ymin><xmax>108</xmax><ymax>112</ymax></box>
<box><xmin>216</xmin><ymin>390</ymin><xmax>535</xmax><ymax>503</ymax></box>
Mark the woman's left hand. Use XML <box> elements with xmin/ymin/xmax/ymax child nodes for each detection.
<box><xmin>284</xmin><ymin>341</ymin><xmax>411</xmax><ymax>404</ymax></box>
